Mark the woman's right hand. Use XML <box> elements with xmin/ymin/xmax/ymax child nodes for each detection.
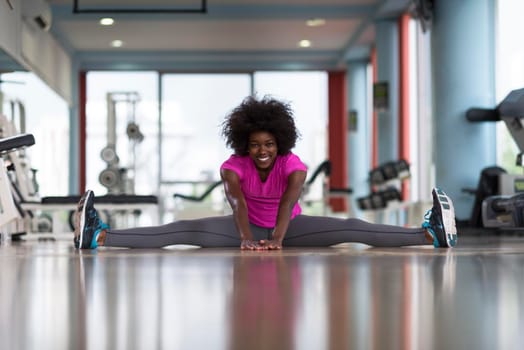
<box><xmin>240</xmin><ymin>239</ymin><xmax>266</xmax><ymax>250</ymax></box>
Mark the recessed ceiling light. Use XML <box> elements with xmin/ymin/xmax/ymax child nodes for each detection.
<box><xmin>298</xmin><ymin>39</ymin><xmax>312</xmax><ymax>48</ymax></box>
<box><xmin>100</xmin><ymin>18</ymin><xmax>114</xmax><ymax>26</ymax></box>
<box><xmin>306</xmin><ymin>18</ymin><xmax>326</xmax><ymax>27</ymax></box>
<box><xmin>111</xmin><ymin>40</ymin><xmax>124</xmax><ymax>47</ymax></box>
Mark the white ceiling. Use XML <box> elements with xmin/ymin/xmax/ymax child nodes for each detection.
<box><xmin>44</xmin><ymin>0</ymin><xmax>411</xmax><ymax>71</ymax></box>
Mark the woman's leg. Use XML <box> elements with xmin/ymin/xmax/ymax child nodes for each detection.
<box><xmin>105</xmin><ymin>215</ymin><xmax>242</xmax><ymax>248</ymax></box>
<box><xmin>283</xmin><ymin>215</ymin><xmax>429</xmax><ymax>247</ymax></box>
<box><xmin>104</xmin><ymin>215</ymin><xmax>272</xmax><ymax>248</ymax></box>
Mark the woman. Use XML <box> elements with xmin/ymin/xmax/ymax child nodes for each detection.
<box><xmin>74</xmin><ymin>96</ymin><xmax>457</xmax><ymax>250</ymax></box>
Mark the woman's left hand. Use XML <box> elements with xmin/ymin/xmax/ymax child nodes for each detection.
<box><xmin>259</xmin><ymin>239</ymin><xmax>282</xmax><ymax>250</ymax></box>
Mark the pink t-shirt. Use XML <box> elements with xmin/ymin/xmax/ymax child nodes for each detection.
<box><xmin>220</xmin><ymin>153</ymin><xmax>307</xmax><ymax>228</ymax></box>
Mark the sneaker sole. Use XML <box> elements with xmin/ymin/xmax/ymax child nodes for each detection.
<box><xmin>432</xmin><ymin>188</ymin><xmax>457</xmax><ymax>247</ymax></box>
<box><xmin>78</xmin><ymin>190</ymin><xmax>94</xmax><ymax>249</ymax></box>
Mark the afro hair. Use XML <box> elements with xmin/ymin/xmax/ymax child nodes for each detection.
<box><xmin>221</xmin><ymin>95</ymin><xmax>300</xmax><ymax>155</ymax></box>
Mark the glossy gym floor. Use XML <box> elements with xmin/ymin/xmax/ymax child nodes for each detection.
<box><xmin>1</xmin><ymin>233</ymin><xmax>523</xmax><ymax>350</ymax></box>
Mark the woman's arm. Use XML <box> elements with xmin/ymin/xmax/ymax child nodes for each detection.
<box><xmin>263</xmin><ymin>170</ymin><xmax>307</xmax><ymax>249</ymax></box>
<box><xmin>220</xmin><ymin>168</ymin><xmax>263</xmax><ymax>250</ymax></box>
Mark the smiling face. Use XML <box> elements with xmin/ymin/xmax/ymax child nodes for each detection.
<box><xmin>248</xmin><ymin>131</ymin><xmax>278</xmax><ymax>173</ymax></box>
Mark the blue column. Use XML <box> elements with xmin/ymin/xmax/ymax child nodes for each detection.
<box><xmin>347</xmin><ymin>60</ymin><xmax>370</xmax><ymax>218</ymax></box>
<box><xmin>69</xmin><ymin>59</ymin><xmax>80</xmax><ymax>194</ymax></box>
<box><xmin>375</xmin><ymin>20</ymin><xmax>399</xmax><ymax>164</ymax></box>
<box><xmin>432</xmin><ymin>0</ymin><xmax>496</xmax><ymax>220</ymax></box>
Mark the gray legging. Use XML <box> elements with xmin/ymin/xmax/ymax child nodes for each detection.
<box><xmin>104</xmin><ymin>215</ymin><xmax>429</xmax><ymax>248</ymax></box>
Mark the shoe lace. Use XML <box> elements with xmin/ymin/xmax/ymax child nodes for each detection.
<box><xmin>87</xmin><ymin>210</ymin><xmax>109</xmax><ymax>232</ymax></box>
<box><xmin>422</xmin><ymin>209</ymin><xmax>440</xmax><ymax>248</ymax></box>
<box><xmin>422</xmin><ymin>209</ymin><xmax>432</xmax><ymax>228</ymax></box>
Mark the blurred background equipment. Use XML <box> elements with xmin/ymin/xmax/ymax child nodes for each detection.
<box><xmin>99</xmin><ymin>91</ymin><xmax>144</xmax><ymax>194</ymax></box>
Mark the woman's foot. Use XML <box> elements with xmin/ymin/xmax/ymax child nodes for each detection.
<box><xmin>422</xmin><ymin>188</ymin><xmax>458</xmax><ymax>248</ymax></box>
<box><xmin>73</xmin><ymin>190</ymin><xmax>109</xmax><ymax>249</ymax></box>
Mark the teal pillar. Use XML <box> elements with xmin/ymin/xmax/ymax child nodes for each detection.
<box><xmin>375</xmin><ymin>20</ymin><xmax>399</xmax><ymax>164</ymax></box>
<box><xmin>69</xmin><ymin>60</ymin><xmax>80</xmax><ymax>194</ymax></box>
<box><xmin>347</xmin><ymin>60</ymin><xmax>370</xmax><ymax>218</ymax></box>
<box><xmin>432</xmin><ymin>0</ymin><xmax>496</xmax><ymax>220</ymax></box>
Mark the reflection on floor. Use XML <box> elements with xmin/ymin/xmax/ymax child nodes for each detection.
<box><xmin>0</xmin><ymin>235</ymin><xmax>523</xmax><ymax>350</ymax></box>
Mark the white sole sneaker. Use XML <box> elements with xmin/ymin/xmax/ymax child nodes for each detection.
<box><xmin>432</xmin><ymin>188</ymin><xmax>458</xmax><ymax>247</ymax></box>
<box><xmin>74</xmin><ymin>190</ymin><xmax>94</xmax><ymax>249</ymax></box>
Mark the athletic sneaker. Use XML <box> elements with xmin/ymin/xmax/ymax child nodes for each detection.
<box><xmin>73</xmin><ymin>190</ymin><xmax>109</xmax><ymax>249</ymax></box>
<box><xmin>422</xmin><ymin>188</ymin><xmax>458</xmax><ymax>248</ymax></box>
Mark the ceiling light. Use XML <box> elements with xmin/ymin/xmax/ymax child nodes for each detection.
<box><xmin>306</xmin><ymin>18</ymin><xmax>326</xmax><ymax>27</ymax></box>
<box><xmin>100</xmin><ymin>18</ymin><xmax>114</xmax><ymax>26</ymax></box>
<box><xmin>111</xmin><ymin>40</ymin><xmax>124</xmax><ymax>47</ymax></box>
<box><xmin>298</xmin><ymin>39</ymin><xmax>311</xmax><ymax>48</ymax></box>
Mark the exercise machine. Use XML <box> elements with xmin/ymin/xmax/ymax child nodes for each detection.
<box><xmin>301</xmin><ymin>160</ymin><xmax>353</xmax><ymax>216</ymax></box>
<box><xmin>0</xmin><ymin>133</ymin><xmax>35</xmax><ymax>240</ymax></box>
<box><xmin>171</xmin><ymin>179</ymin><xmax>227</xmax><ymax>219</ymax></box>
<box><xmin>99</xmin><ymin>91</ymin><xmax>144</xmax><ymax>194</ymax></box>
<box><xmin>0</xmin><ymin>107</ymin><xmax>158</xmax><ymax>238</ymax></box>
<box><xmin>357</xmin><ymin>159</ymin><xmax>409</xmax><ymax>210</ymax></box>
<box><xmin>467</xmin><ymin>88</ymin><xmax>524</xmax><ymax>228</ymax></box>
